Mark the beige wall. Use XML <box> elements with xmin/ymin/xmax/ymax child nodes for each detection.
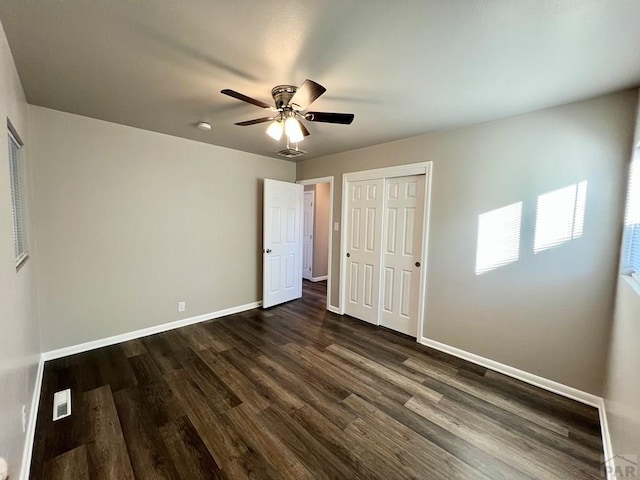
<box><xmin>312</xmin><ymin>182</ymin><xmax>330</xmax><ymax>278</ymax></box>
<box><xmin>297</xmin><ymin>90</ymin><xmax>638</xmax><ymax>395</ymax></box>
<box><xmin>603</xmin><ymin>95</ymin><xmax>640</xmax><ymax>460</ymax></box>
<box><xmin>30</xmin><ymin>106</ymin><xmax>295</xmax><ymax>351</ymax></box>
<box><xmin>0</xmin><ymin>20</ymin><xmax>40</xmax><ymax>480</ymax></box>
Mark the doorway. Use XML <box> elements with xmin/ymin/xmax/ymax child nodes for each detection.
<box><xmin>297</xmin><ymin>177</ymin><xmax>334</xmax><ymax>311</ymax></box>
<box><xmin>303</xmin><ymin>190</ymin><xmax>315</xmax><ymax>281</ymax></box>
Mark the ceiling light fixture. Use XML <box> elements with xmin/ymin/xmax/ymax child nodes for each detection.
<box><xmin>196</xmin><ymin>121</ymin><xmax>212</xmax><ymax>131</ymax></box>
<box><xmin>265</xmin><ymin>113</ymin><xmax>304</xmax><ymax>144</ymax></box>
<box><xmin>284</xmin><ymin>115</ymin><xmax>304</xmax><ymax>143</ymax></box>
<box><xmin>223</xmin><ymin>79</ymin><xmax>354</xmax><ymax>150</ymax></box>
<box><xmin>266</xmin><ymin>120</ymin><xmax>283</xmax><ymax>141</ymax></box>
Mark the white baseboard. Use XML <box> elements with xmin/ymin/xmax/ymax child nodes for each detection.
<box><xmin>419</xmin><ymin>336</ymin><xmax>614</xmax><ymax>471</ymax></box>
<box><xmin>20</xmin><ymin>354</ymin><xmax>45</xmax><ymax>480</ymax></box>
<box><xmin>42</xmin><ymin>301</ymin><xmax>262</xmax><ymax>361</ymax></box>
<box><xmin>327</xmin><ymin>305</ymin><xmax>340</xmax><ymax>314</ymax></box>
<box><xmin>310</xmin><ymin>275</ymin><xmax>328</xmax><ymax>282</ymax></box>
<box><xmin>419</xmin><ymin>336</ymin><xmax>601</xmax><ymax>407</ymax></box>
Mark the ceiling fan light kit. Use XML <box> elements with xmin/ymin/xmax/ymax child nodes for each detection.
<box><xmin>284</xmin><ymin>115</ymin><xmax>304</xmax><ymax>143</ymax></box>
<box><xmin>221</xmin><ymin>79</ymin><xmax>355</xmax><ymax>154</ymax></box>
<box><xmin>266</xmin><ymin>120</ymin><xmax>283</xmax><ymax>141</ymax></box>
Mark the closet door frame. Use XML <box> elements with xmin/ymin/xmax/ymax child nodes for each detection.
<box><xmin>340</xmin><ymin>162</ymin><xmax>433</xmax><ymax>340</ymax></box>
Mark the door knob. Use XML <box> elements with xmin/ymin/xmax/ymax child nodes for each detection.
<box><xmin>415</xmin><ymin>261</ymin><xmax>421</xmax><ymax>267</ymax></box>
<box><xmin>265</xmin><ymin>249</ymin><xmax>272</xmax><ymax>253</ymax></box>
<box><xmin>346</xmin><ymin>252</ymin><xmax>351</xmax><ymax>258</ymax></box>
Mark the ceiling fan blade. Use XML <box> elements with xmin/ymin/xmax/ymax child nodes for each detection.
<box><xmin>305</xmin><ymin>112</ymin><xmax>354</xmax><ymax>125</ymax></box>
<box><xmin>299</xmin><ymin>121</ymin><xmax>310</xmax><ymax>137</ymax></box>
<box><xmin>234</xmin><ymin>117</ymin><xmax>275</xmax><ymax>126</ymax></box>
<box><xmin>221</xmin><ymin>89</ymin><xmax>272</xmax><ymax>109</ymax></box>
<box><xmin>290</xmin><ymin>79</ymin><xmax>326</xmax><ymax>110</ymax></box>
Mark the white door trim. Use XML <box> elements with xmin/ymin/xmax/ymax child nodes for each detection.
<box><xmin>340</xmin><ymin>162</ymin><xmax>432</xmax><ymax>341</ymax></box>
<box><xmin>343</xmin><ymin>163</ymin><xmax>431</xmax><ymax>182</ymax></box>
<box><xmin>296</xmin><ymin>176</ymin><xmax>334</xmax><ymax>312</ymax></box>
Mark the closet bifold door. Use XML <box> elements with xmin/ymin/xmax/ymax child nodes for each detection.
<box><xmin>344</xmin><ymin>178</ymin><xmax>384</xmax><ymax>324</ymax></box>
<box><xmin>380</xmin><ymin>175</ymin><xmax>426</xmax><ymax>337</ymax></box>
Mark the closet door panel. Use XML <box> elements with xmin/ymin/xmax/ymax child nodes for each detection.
<box><xmin>380</xmin><ymin>175</ymin><xmax>425</xmax><ymax>336</ymax></box>
<box><xmin>344</xmin><ymin>178</ymin><xmax>384</xmax><ymax>324</ymax></box>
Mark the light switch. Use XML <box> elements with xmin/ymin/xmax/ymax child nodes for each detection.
<box><xmin>334</xmin><ymin>222</ymin><xmax>340</xmax><ymax>231</ymax></box>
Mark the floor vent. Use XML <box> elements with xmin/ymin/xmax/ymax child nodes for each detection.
<box><xmin>276</xmin><ymin>147</ymin><xmax>306</xmax><ymax>159</ymax></box>
<box><xmin>53</xmin><ymin>389</ymin><xmax>71</xmax><ymax>421</ymax></box>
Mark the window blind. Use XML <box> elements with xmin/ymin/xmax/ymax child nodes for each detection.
<box><xmin>8</xmin><ymin>131</ymin><xmax>27</xmax><ymax>265</ymax></box>
<box><xmin>623</xmin><ymin>157</ymin><xmax>640</xmax><ymax>277</ymax></box>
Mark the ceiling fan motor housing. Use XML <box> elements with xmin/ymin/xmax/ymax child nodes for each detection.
<box><xmin>271</xmin><ymin>85</ymin><xmax>298</xmax><ymax>109</ymax></box>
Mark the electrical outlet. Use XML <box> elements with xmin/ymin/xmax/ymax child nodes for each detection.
<box><xmin>21</xmin><ymin>404</ymin><xmax>26</xmax><ymax>433</ymax></box>
<box><xmin>178</xmin><ymin>301</ymin><xmax>186</xmax><ymax>313</ymax></box>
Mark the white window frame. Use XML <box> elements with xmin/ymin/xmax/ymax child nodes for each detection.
<box><xmin>621</xmin><ymin>146</ymin><xmax>640</xmax><ymax>289</ymax></box>
<box><xmin>7</xmin><ymin>121</ymin><xmax>28</xmax><ymax>268</ymax></box>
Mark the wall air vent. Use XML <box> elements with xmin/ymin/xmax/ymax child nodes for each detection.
<box><xmin>276</xmin><ymin>147</ymin><xmax>306</xmax><ymax>159</ymax></box>
<box><xmin>53</xmin><ymin>389</ymin><xmax>71</xmax><ymax>421</ymax></box>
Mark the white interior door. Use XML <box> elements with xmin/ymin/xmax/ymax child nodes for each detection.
<box><xmin>303</xmin><ymin>191</ymin><xmax>314</xmax><ymax>280</ymax></box>
<box><xmin>344</xmin><ymin>178</ymin><xmax>384</xmax><ymax>324</ymax></box>
<box><xmin>263</xmin><ymin>179</ymin><xmax>303</xmax><ymax>308</ymax></box>
<box><xmin>380</xmin><ymin>175</ymin><xmax>425</xmax><ymax>336</ymax></box>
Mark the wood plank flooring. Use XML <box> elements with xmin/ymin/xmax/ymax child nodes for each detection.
<box><xmin>30</xmin><ymin>281</ymin><xmax>605</xmax><ymax>479</ymax></box>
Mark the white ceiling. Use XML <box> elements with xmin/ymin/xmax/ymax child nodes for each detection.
<box><xmin>1</xmin><ymin>0</ymin><xmax>640</xmax><ymax>161</ymax></box>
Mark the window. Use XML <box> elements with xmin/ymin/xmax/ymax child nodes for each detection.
<box><xmin>8</xmin><ymin>126</ymin><xmax>28</xmax><ymax>267</ymax></box>
<box><xmin>622</xmin><ymin>156</ymin><xmax>640</xmax><ymax>282</ymax></box>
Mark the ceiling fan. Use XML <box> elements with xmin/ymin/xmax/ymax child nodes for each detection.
<box><xmin>221</xmin><ymin>79</ymin><xmax>354</xmax><ymax>146</ymax></box>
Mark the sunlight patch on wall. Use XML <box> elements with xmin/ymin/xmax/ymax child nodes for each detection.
<box><xmin>534</xmin><ymin>181</ymin><xmax>587</xmax><ymax>254</ymax></box>
<box><xmin>475</xmin><ymin>202</ymin><xmax>523</xmax><ymax>275</ymax></box>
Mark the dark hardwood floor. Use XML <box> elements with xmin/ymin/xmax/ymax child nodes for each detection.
<box><xmin>30</xmin><ymin>280</ymin><xmax>604</xmax><ymax>479</ymax></box>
